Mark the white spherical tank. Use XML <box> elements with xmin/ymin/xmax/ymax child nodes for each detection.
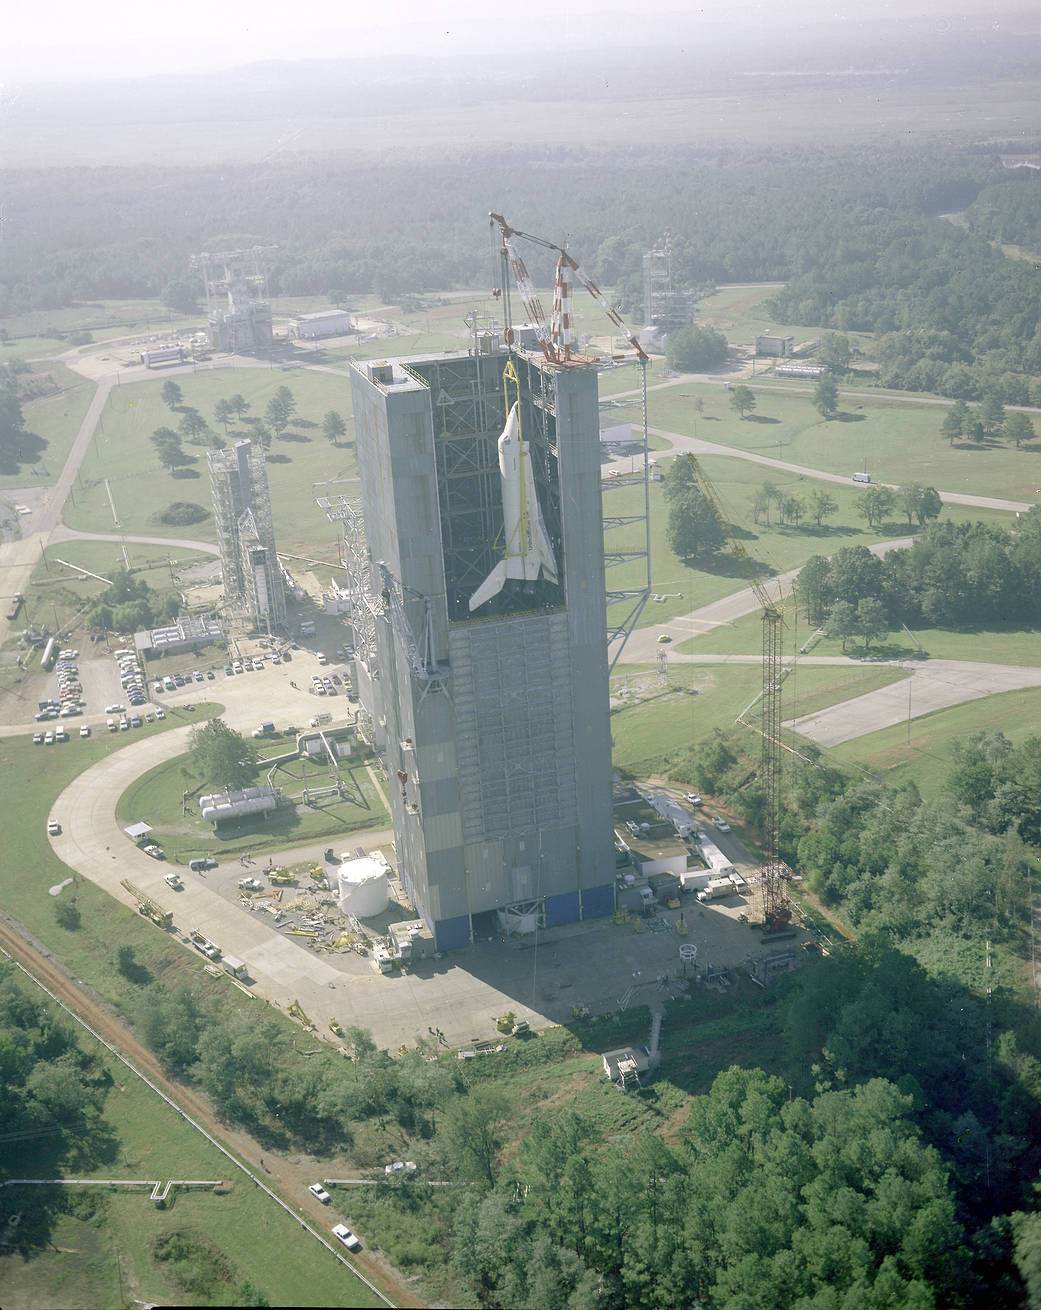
<box><xmin>337</xmin><ymin>856</ymin><xmax>389</xmax><ymax>918</ymax></box>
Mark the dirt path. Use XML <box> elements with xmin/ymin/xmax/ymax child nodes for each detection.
<box><xmin>0</xmin><ymin>914</ymin><xmax>426</xmax><ymax>1309</ymax></box>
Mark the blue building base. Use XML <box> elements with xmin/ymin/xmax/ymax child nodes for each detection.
<box><xmin>544</xmin><ymin>891</ymin><xmax>580</xmax><ymax>928</ymax></box>
<box><xmin>433</xmin><ymin>914</ymin><xmax>472</xmax><ymax>952</ymax></box>
<box><xmin>581</xmin><ymin>883</ymin><xmax>615</xmax><ymax>920</ymax></box>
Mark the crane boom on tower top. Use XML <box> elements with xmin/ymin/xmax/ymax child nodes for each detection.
<box><xmin>489</xmin><ymin>212</ymin><xmax>648</xmax><ymax>365</ymax></box>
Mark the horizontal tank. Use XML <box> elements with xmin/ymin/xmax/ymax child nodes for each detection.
<box><xmin>200</xmin><ymin>784</ymin><xmax>278</xmax><ymax>823</ymax></box>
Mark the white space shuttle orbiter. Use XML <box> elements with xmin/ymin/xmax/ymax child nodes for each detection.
<box><xmin>469</xmin><ymin>402</ymin><xmax>558</xmax><ymax>611</ymax></box>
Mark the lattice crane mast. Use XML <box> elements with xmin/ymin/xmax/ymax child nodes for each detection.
<box><xmin>684</xmin><ymin>454</ymin><xmax>791</xmax><ymax>932</ymax></box>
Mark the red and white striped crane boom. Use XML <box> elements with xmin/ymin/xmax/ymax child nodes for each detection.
<box><xmin>488</xmin><ymin>212</ymin><xmax>648</xmax><ymax>365</ymax></box>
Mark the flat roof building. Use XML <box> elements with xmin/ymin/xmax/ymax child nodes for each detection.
<box><xmin>289</xmin><ymin>310</ymin><xmax>353</xmax><ymax>340</ymax></box>
<box><xmin>347</xmin><ymin>348</ymin><xmax>615</xmax><ymax>951</ymax></box>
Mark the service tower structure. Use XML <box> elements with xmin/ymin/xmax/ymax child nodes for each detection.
<box><xmin>348</xmin><ymin>347</ymin><xmax>614</xmax><ymax>951</ymax></box>
<box><xmin>208</xmin><ymin>438</ymin><xmax>287</xmax><ymax>632</ymax></box>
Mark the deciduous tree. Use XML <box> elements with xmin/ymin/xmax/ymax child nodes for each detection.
<box><xmin>813</xmin><ymin>374</ymin><xmax>839</xmax><ymax>419</ymax></box>
<box><xmin>796</xmin><ymin>554</ymin><xmax>830</xmax><ymax>625</ymax></box>
<box><xmin>322</xmin><ymin>410</ymin><xmax>347</xmax><ymax>444</ymax></box>
<box><xmin>900</xmin><ymin>483</ymin><xmax>943</xmax><ymax>529</ymax></box>
<box><xmin>664</xmin><ymin>323</ymin><xmax>727</xmax><ymax>371</ymax></box>
<box><xmin>809</xmin><ymin>487</ymin><xmax>837</xmax><ymax>526</ymax></box>
<box><xmin>161</xmin><ymin>380</ymin><xmax>183</xmax><ymax>410</ymax></box>
<box><xmin>728</xmin><ymin>384</ymin><xmax>756</xmax><ymax>419</ymax></box>
<box><xmin>856</xmin><ymin>596</ymin><xmax>889</xmax><ymax>651</ymax></box>
<box><xmin>818</xmin><ymin>331</ymin><xmax>852</xmax><ymax>371</ymax></box>
<box><xmin>189</xmin><ymin>718</ymin><xmax>258</xmax><ymax>791</ymax></box>
<box><xmin>855</xmin><ymin>485</ymin><xmax>896</xmax><ymax>528</ymax></box>
<box><xmin>666</xmin><ymin>486</ymin><xmax>725</xmax><ymax>560</ymax></box>
<box><xmin>1005</xmin><ymin>411</ymin><xmax>1035</xmax><ymax>449</ymax></box>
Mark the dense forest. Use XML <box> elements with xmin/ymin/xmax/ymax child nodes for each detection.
<box><xmin>6</xmin><ymin>144</ymin><xmax>1041</xmax><ymax>404</ymax></box>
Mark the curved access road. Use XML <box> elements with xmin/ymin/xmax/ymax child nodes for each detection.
<box><xmin>645</xmin><ymin>426</ymin><xmax>1036</xmax><ymax>514</ymax></box>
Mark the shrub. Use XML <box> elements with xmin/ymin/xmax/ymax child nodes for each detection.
<box><xmin>156</xmin><ymin>501</ymin><xmax>209</xmax><ymax>526</ymax></box>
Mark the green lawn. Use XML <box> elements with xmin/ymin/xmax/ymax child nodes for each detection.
<box><xmin>0</xmin><ymin>981</ymin><xmax>380</xmax><ymax>1309</ymax></box>
<box><xmin>62</xmin><ymin>367</ymin><xmax>358</xmax><ymax>557</ymax></box>
<box><xmin>609</xmin><ymin>660</ymin><xmax>904</xmax><ymax>776</ymax></box>
<box><xmin>831</xmin><ymin>684</ymin><xmax>1041</xmax><ymax>797</ymax></box>
<box><xmin>605</xmin><ymin>455</ymin><xmax>929</xmax><ymax>629</ymax></box>
<box><xmin>116</xmin><ymin>744</ymin><xmax>389</xmax><ymax>865</ymax></box>
<box><xmin>640</xmin><ymin>383</ymin><xmax>1041</xmax><ymax>504</ymax></box>
<box><xmin>1</xmin><ymin>368</ymin><xmax>95</xmax><ymax>491</ymax></box>
<box><xmin>679</xmin><ymin>606</ymin><xmax>1041</xmax><ymax>666</ymax></box>
<box><xmin>3</xmin><ymin>299</ymin><xmax>200</xmax><ymax>361</ymax></box>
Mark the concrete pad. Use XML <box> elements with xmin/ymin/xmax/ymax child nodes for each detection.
<box><xmin>786</xmin><ymin>659</ymin><xmax>1041</xmax><ymax>746</ymax></box>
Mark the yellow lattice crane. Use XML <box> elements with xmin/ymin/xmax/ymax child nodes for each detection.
<box><xmin>684</xmin><ymin>454</ymin><xmax>791</xmax><ymax>931</ymax></box>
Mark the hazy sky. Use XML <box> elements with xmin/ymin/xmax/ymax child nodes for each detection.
<box><xmin>5</xmin><ymin>0</ymin><xmax>1032</xmax><ymax>85</ymax></box>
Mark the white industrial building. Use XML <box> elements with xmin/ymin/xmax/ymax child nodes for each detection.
<box><xmin>289</xmin><ymin>310</ymin><xmax>353</xmax><ymax>340</ymax></box>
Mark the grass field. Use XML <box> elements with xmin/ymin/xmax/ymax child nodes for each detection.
<box><xmin>0</xmin><ymin>981</ymin><xmax>380</xmax><ymax>1309</ymax></box>
<box><xmin>830</xmin><ymin>684</ymin><xmax>1041</xmax><ymax>797</ymax></box>
<box><xmin>636</xmin><ymin>383</ymin><xmax>1041</xmax><ymax>504</ymax></box>
<box><xmin>680</xmin><ymin>607</ymin><xmax>1041</xmax><ymax>666</ymax></box>
<box><xmin>605</xmin><ymin>453</ymin><xmax>938</xmax><ymax>629</ymax></box>
<box><xmin>62</xmin><ymin>367</ymin><xmax>358</xmax><ymax>557</ymax></box>
<box><xmin>608</xmin><ymin>660</ymin><xmax>906</xmax><ymax>776</ymax></box>
<box><xmin>116</xmin><ymin>743</ymin><xmax>389</xmax><ymax>864</ymax></box>
<box><xmin>1</xmin><ymin>368</ymin><xmax>96</xmax><ymax>492</ymax></box>
<box><xmin>0</xmin><ymin>725</ymin><xmax>384</xmax><ymax>1306</ymax></box>
<box><xmin>2</xmin><ymin>299</ymin><xmax>197</xmax><ymax>361</ymax></box>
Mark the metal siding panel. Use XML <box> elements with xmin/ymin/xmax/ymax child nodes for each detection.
<box><xmin>545</xmin><ymin>891</ymin><xmax>580</xmax><ymax>927</ymax></box>
<box><xmin>582</xmin><ymin>883</ymin><xmax>616</xmax><ymax>920</ymax></box>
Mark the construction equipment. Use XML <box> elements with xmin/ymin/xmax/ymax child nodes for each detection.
<box><xmin>268</xmin><ymin>870</ymin><xmax>296</xmax><ymax>885</ymax></box>
<box><xmin>120</xmin><ymin>879</ymin><xmax>173</xmax><ymax>929</ymax></box>
<box><xmin>287</xmin><ymin>999</ymin><xmax>314</xmax><ymax>1027</ymax></box>
<box><xmin>684</xmin><ymin>454</ymin><xmax>791</xmax><ymax>932</ymax></box>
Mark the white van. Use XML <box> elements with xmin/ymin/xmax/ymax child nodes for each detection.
<box><xmin>851</xmin><ymin>472</ymin><xmax>871</xmax><ymax>484</ymax></box>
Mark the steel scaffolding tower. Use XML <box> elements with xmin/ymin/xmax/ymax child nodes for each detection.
<box><xmin>642</xmin><ymin>232</ymin><xmax>693</xmax><ymax>331</ymax></box>
<box><xmin>192</xmin><ymin>246</ymin><xmax>276</xmax><ymax>354</ymax></box>
<box><xmin>208</xmin><ymin>439</ymin><xmax>286</xmax><ymax>631</ymax></box>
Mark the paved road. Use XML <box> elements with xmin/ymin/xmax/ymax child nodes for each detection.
<box><xmin>48</xmin><ymin>525</ymin><xmax>220</xmax><ymax>555</ymax></box>
<box><xmin>644</xmin><ymin>425</ymin><xmax>1035</xmax><ymax>514</ymax></box>
<box><xmin>622</xmin><ymin>536</ymin><xmax>915</xmax><ymax>664</ymax></box>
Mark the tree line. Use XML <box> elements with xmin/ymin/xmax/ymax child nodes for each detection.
<box><xmin>797</xmin><ymin>512</ymin><xmax>1041</xmax><ymax>633</ymax></box>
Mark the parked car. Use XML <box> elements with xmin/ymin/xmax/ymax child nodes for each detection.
<box><xmin>713</xmin><ymin>816</ymin><xmax>731</xmax><ymax>833</ymax></box>
<box><xmin>331</xmin><ymin>1224</ymin><xmax>361</xmax><ymax>1251</ymax></box>
<box><xmin>79</xmin><ymin>725</ymin><xmax>90</xmax><ymax>737</ymax></box>
<box><xmin>32</xmin><ymin>732</ymin><xmax>42</xmax><ymax>744</ymax></box>
<box><xmin>47</xmin><ymin>820</ymin><xmax>60</xmax><ymax>835</ymax></box>
<box><xmin>685</xmin><ymin>793</ymin><xmax>702</xmax><ymax>806</ymax></box>
<box><xmin>308</xmin><ymin>1183</ymin><xmax>331</xmax><ymax>1204</ymax></box>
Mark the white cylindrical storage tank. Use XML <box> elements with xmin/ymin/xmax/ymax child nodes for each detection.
<box><xmin>337</xmin><ymin>856</ymin><xmax>389</xmax><ymax>919</ymax></box>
